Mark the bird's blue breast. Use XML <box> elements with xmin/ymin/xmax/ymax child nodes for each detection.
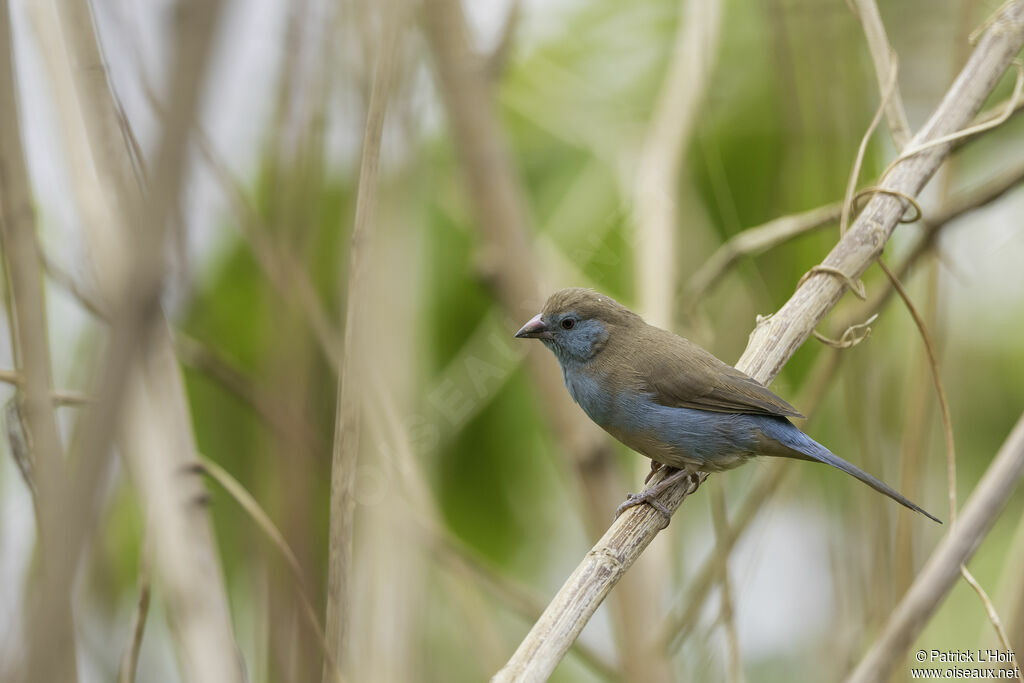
<box><xmin>562</xmin><ymin>365</ymin><xmax>774</xmax><ymax>471</ymax></box>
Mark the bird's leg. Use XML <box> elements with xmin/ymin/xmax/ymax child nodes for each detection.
<box><xmin>644</xmin><ymin>460</ymin><xmax>664</xmax><ymax>484</ymax></box>
<box><xmin>615</xmin><ymin>467</ymin><xmax>694</xmax><ymax>525</ymax></box>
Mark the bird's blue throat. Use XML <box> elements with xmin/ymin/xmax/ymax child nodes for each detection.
<box><xmin>542</xmin><ymin>317</ymin><xmax>609</xmax><ymax>364</ymax></box>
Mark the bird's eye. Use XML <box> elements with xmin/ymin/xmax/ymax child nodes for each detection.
<box><xmin>561</xmin><ymin>318</ymin><xmax>575</xmax><ymax>330</ymax></box>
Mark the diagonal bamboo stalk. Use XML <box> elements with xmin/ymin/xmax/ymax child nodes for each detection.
<box><xmin>493</xmin><ymin>3</ymin><xmax>1024</xmax><ymax>679</ymax></box>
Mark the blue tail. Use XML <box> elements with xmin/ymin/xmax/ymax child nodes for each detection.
<box><xmin>759</xmin><ymin>418</ymin><xmax>941</xmax><ymax>524</ymax></box>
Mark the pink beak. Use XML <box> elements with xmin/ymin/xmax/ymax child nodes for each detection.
<box><xmin>514</xmin><ymin>313</ymin><xmax>552</xmax><ymax>340</ymax></box>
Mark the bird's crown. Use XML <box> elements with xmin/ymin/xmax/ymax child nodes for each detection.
<box><xmin>541</xmin><ymin>288</ymin><xmax>640</xmax><ymax>326</ymax></box>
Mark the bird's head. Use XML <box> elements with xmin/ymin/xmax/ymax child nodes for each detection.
<box><xmin>514</xmin><ymin>288</ymin><xmax>639</xmax><ymax>364</ymax></box>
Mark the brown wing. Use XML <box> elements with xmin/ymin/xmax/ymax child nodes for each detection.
<box><xmin>630</xmin><ymin>327</ymin><xmax>804</xmax><ymax>419</ymax></box>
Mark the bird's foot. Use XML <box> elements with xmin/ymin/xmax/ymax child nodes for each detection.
<box><xmin>644</xmin><ymin>461</ymin><xmax>664</xmax><ymax>484</ymax></box>
<box><xmin>615</xmin><ymin>490</ymin><xmax>672</xmax><ymax>522</ymax></box>
<box><xmin>615</xmin><ymin>467</ymin><xmax>694</xmax><ymax>527</ymax></box>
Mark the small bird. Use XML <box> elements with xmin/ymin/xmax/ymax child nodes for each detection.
<box><xmin>515</xmin><ymin>288</ymin><xmax>940</xmax><ymax>523</ymax></box>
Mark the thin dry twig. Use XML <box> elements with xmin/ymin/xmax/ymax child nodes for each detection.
<box><xmin>840</xmin><ymin>57</ymin><xmax>899</xmax><ymax>235</ymax></box>
<box><xmin>495</xmin><ymin>5</ymin><xmax>1024</xmax><ymax>677</ymax></box>
<box><xmin>959</xmin><ymin>569</ymin><xmax>1021</xmax><ymax>682</ymax></box>
<box><xmin>116</xmin><ymin>547</ymin><xmax>151</xmax><ymax>683</ymax></box>
<box><xmin>972</xmin><ymin>89</ymin><xmax>1024</xmax><ymax>126</ymax></box>
<box><xmin>323</xmin><ymin>5</ymin><xmax>399</xmax><ymax>677</ymax></box>
<box><xmin>0</xmin><ymin>370</ymin><xmax>91</xmax><ymax>405</ymax></box>
<box><xmin>893</xmin><ymin>59</ymin><xmax>1024</xmax><ymax>163</ymax></box>
<box><xmin>682</xmin><ymin>202</ymin><xmax>842</xmax><ymax>309</ymax></box>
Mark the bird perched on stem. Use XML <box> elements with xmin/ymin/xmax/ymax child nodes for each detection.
<box><xmin>515</xmin><ymin>287</ymin><xmax>940</xmax><ymax>524</ymax></box>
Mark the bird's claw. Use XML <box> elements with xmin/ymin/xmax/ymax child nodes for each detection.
<box><xmin>615</xmin><ymin>491</ymin><xmax>673</xmax><ymax>526</ymax></box>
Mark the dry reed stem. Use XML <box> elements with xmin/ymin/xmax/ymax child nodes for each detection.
<box><xmin>0</xmin><ymin>4</ymin><xmax>76</xmax><ymax>679</ymax></box>
<box><xmin>495</xmin><ymin>4</ymin><xmax>1024</xmax><ymax>678</ymax></box>
<box><xmin>54</xmin><ymin>0</ymin><xmax>140</xmax><ymax>288</ymax></box>
<box><xmin>119</xmin><ymin>335</ymin><xmax>244</xmax><ymax>683</ymax></box>
<box><xmin>26</xmin><ymin>0</ymin><xmax>118</xmax><ymax>297</ymax></box>
<box><xmin>324</xmin><ymin>5</ymin><xmax>399</xmax><ymax>678</ymax></box>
